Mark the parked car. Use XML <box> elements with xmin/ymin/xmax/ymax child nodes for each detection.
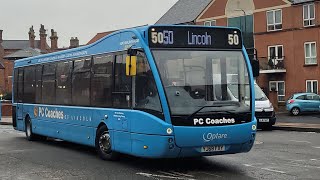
<box><xmin>286</xmin><ymin>93</ymin><xmax>320</xmax><ymax>116</ymax></box>
<box><xmin>228</xmin><ymin>83</ymin><xmax>276</xmax><ymax>130</ymax></box>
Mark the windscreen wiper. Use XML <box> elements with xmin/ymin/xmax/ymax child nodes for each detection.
<box><xmin>205</xmin><ymin>110</ymin><xmax>251</xmax><ymax>119</ymax></box>
<box><xmin>185</xmin><ymin>105</ymin><xmax>224</xmax><ymax>120</ymax></box>
<box><xmin>256</xmin><ymin>97</ymin><xmax>266</xmax><ymax>101</ymax></box>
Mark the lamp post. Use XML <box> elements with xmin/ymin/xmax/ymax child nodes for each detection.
<box><xmin>0</xmin><ymin>93</ymin><xmax>2</xmax><ymax>121</ymax></box>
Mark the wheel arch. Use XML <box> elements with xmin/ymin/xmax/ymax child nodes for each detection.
<box><xmin>25</xmin><ymin>114</ymin><xmax>31</xmax><ymax>121</ymax></box>
<box><xmin>96</xmin><ymin>122</ymin><xmax>108</xmax><ymax>134</ymax></box>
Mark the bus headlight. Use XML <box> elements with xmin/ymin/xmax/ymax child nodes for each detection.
<box><xmin>167</xmin><ymin>128</ymin><xmax>173</xmax><ymax>135</ymax></box>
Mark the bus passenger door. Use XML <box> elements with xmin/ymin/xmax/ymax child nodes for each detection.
<box><xmin>16</xmin><ymin>68</ymin><xmax>24</xmax><ymax>130</ymax></box>
<box><xmin>111</xmin><ymin>54</ymin><xmax>132</xmax><ymax>153</ymax></box>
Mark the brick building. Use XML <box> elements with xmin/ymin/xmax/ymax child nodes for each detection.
<box><xmin>0</xmin><ymin>24</ymin><xmax>79</xmax><ymax>97</ymax></box>
<box><xmin>157</xmin><ymin>0</ymin><xmax>320</xmax><ymax>104</ymax></box>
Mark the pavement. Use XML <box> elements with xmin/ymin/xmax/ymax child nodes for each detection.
<box><xmin>1</xmin><ymin>112</ymin><xmax>320</xmax><ymax>132</ymax></box>
<box><xmin>0</xmin><ymin>117</ymin><xmax>12</xmax><ymax>125</ymax></box>
<box><xmin>273</xmin><ymin>112</ymin><xmax>320</xmax><ymax>133</ymax></box>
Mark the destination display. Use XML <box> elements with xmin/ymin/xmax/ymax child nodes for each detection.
<box><xmin>148</xmin><ymin>26</ymin><xmax>243</xmax><ymax>49</ymax></box>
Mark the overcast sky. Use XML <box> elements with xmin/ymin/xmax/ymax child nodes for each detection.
<box><xmin>0</xmin><ymin>0</ymin><xmax>178</xmax><ymax>48</ymax></box>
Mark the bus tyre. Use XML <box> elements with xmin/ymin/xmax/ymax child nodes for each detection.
<box><xmin>25</xmin><ymin>117</ymin><xmax>46</xmax><ymax>141</ymax></box>
<box><xmin>95</xmin><ymin>126</ymin><xmax>118</xmax><ymax>161</ymax></box>
<box><xmin>25</xmin><ymin>117</ymin><xmax>36</xmax><ymax>141</ymax></box>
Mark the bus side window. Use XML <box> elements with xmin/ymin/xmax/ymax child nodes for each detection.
<box><xmin>23</xmin><ymin>66</ymin><xmax>36</xmax><ymax>103</ymax></box>
<box><xmin>113</xmin><ymin>54</ymin><xmax>131</xmax><ymax>108</ymax></box>
<box><xmin>91</xmin><ymin>54</ymin><xmax>114</xmax><ymax>107</ymax></box>
<box><xmin>72</xmin><ymin>57</ymin><xmax>91</xmax><ymax>106</ymax></box>
<box><xmin>42</xmin><ymin>63</ymin><xmax>56</xmax><ymax>104</ymax></box>
<box><xmin>17</xmin><ymin>68</ymin><xmax>24</xmax><ymax>103</ymax></box>
<box><xmin>35</xmin><ymin>65</ymin><xmax>43</xmax><ymax>104</ymax></box>
<box><xmin>13</xmin><ymin>69</ymin><xmax>18</xmax><ymax>103</ymax></box>
<box><xmin>56</xmin><ymin>61</ymin><xmax>72</xmax><ymax>105</ymax></box>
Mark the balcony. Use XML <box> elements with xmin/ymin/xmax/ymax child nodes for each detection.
<box><xmin>259</xmin><ymin>56</ymin><xmax>286</xmax><ymax>74</ymax></box>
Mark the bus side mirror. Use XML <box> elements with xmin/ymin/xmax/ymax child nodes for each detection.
<box><xmin>251</xmin><ymin>60</ymin><xmax>260</xmax><ymax>77</ymax></box>
<box><xmin>126</xmin><ymin>56</ymin><xmax>137</xmax><ymax>76</ymax></box>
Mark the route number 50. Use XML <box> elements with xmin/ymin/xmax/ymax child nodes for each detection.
<box><xmin>151</xmin><ymin>31</ymin><xmax>174</xmax><ymax>45</ymax></box>
<box><xmin>228</xmin><ymin>34</ymin><xmax>239</xmax><ymax>45</ymax></box>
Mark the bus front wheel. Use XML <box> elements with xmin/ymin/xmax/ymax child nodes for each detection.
<box><xmin>95</xmin><ymin>125</ymin><xmax>118</xmax><ymax>160</ymax></box>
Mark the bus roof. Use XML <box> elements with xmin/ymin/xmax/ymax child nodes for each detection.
<box><xmin>14</xmin><ymin>25</ymin><xmax>242</xmax><ymax>68</ymax></box>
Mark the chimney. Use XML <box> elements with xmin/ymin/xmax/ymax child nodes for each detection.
<box><xmin>50</xmin><ymin>29</ymin><xmax>58</xmax><ymax>50</ymax></box>
<box><xmin>28</xmin><ymin>26</ymin><xmax>36</xmax><ymax>48</ymax></box>
<box><xmin>0</xmin><ymin>30</ymin><xmax>4</xmax><ymax>71</ymax></box>
<box><xmin>69</xmin><ymin>37</ymin><xmax>79</xmax><ymax>48</ymax></box>
<box><xmin>0</xmin><ymin>29</ymin><xmax>4</xmax><ymax>53</ymax></box>
<box><xmin>39</xmin><ymin>24</ymin><xmax>47</xmax><ymax>51</ymax></box>
<box><xmin>0</xmin><ymin>29</ymin><xmax>3</xmax><ymax>44</ymax></box>
<box><xmin>0</xmin><ymin>29</ymin><xmax>4</xmax><ymax>58</ymax></box>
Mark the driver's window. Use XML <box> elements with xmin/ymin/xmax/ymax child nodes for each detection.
<box><xmin>134</xmin><ymin>52</ymin><xmax>162</xmax><ymax>114</ymax></box>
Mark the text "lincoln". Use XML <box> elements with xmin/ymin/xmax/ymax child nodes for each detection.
<box><xmin>188</xmin><ymin>31</ymin><xmax>212</xmax><ymax>46</ymax></box>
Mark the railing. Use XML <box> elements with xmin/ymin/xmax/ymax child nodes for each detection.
<box><xmin>259</xmin><ymin>56</ymin><xmax>286</xmax><ymax>71</ymax></box>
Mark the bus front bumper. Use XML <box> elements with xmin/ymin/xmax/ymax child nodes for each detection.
<box><xmin>129</xmin><ymin>120</ymin><xmax>256</xmax><ymax>158</ymax></box>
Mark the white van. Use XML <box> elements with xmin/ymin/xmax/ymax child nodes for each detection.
<box><xmin>253</xmin><ymin>84</ymin><xmax>276</xmax><ymax>130</ymax></box>
<box><xmin>228</xmin><ymin>83</ymin><xmax>276</xmax><ymax>130</ymax></box>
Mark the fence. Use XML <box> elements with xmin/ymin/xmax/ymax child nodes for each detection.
<box><xmin>259</xmin><ymin>56</ymin><xmax>286</xmax><ymax>70</ymax></box>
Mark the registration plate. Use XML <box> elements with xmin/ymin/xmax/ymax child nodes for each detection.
<box><xmin>259</xmin><ymin>118</ymin><xmax>270</xmax><ymax>122</ymax></box>
<box><xmin>201</xmin><ymin>145</ymin><xmax>225</xmax><ymax>152</ymax></box>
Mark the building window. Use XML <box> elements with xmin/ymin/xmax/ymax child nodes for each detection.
<box><xmin>267</xmin><ymin>9</ymin><xmax>282</xmax><ymax>31</ymax></box>
<box><xmin>268</xmin><ymin>45</ymin><xmax>284</xmax><ymax>68</ymax></box>
<box><xmin>306</xmin><ymin>80</ymin><xmax>318</xmax><ymax>94</ymax></box>
<box><xmin>269</xmin><ymin>81</ymin><xmax>285</xmax><ymax>102</ymax></box>
<box><xmin>303</xmin><ymin>4</ymin><xmax>315</xmax><ymax>27</ymax></box>
<box><xmin>204</xmin><ymin>20</ymin><xmax>216</xmax><ymax>26</ymax></box>
<box><xmin>304</xmin><ymin>42</ymin><xmax>317</xmax><ymax>65</ymax></box>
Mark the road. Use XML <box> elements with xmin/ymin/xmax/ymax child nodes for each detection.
<box><xmin>0</xmin><ymin>125</ymin><xmax>319</xmax><ymax>180</ymax></box>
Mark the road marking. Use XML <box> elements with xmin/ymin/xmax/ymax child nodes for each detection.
<box><xmin>169</xmin><ymin>171</ymin><xmax>194</xmax><ymax>178</ymax></box>
<box><xmin>197</xmin><ymin>172</ymin><xmax>222</xmax><ymax>178</ymax></box>
<box><xmin>312</xmin><ymin>146</ymin><xmax>320</xmax><ymax>149</ymax></box>
<box><xmin>261</xmin><ymin>168</ymin><xmax>286</xmax><ymax>174</ymax></box>
<box><xmin>244</xmin><ymin>164</ymin><xmax>253</xmax><ymax>167</ymax></box>
<box><xmin>136</xmin><ymin>172</ymin><xmax>196</xmax><ymax>180</ymax></box>
<box><xmin>254</xmin><ymin>141</ymin><xmax>263</xmax><ymax>145</ymax></box>
<box><xmin>287</xmin><ymin>159</ymin><xmax>305</xmax><ymax>163</ymax></box>
<box><xmin>158</xmin><ymin>171</ymin><xmax>194</xmax><ymax>178</ymax></box>
<box><xmin>243</xmin><ymin>163</ymin><xmax>264</xmax><ymax>167</ymax></box>
<box><xmin>289</xmin><ymin>140</ymin><xmax>312</xmax><ymax>144</ymax></box>
<box><xmin>288</xmin><ymin>163</ymin><xmax>320</xmax><ymax>169</ymax></box>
